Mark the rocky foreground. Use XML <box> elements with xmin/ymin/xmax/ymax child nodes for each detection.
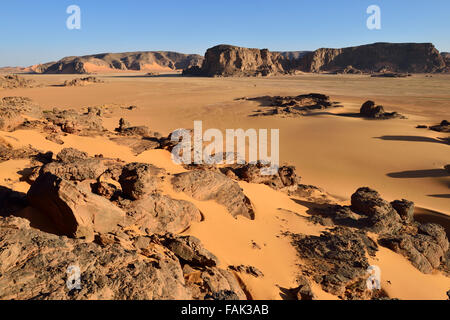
<box><xmin>0</xmin><ymin>95</ymin><xmax>449</xmax><ymax>300</ymax></box>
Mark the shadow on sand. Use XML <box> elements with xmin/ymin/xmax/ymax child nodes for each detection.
<box><xmin>375</xmin><ymin>135</ymin><xmax>449</xmax><ymax>145</ymax></box>
<box><xmin>387</xmin><ymin>169</ymin><xmax>449</xmax><ymax>178</ymax></box>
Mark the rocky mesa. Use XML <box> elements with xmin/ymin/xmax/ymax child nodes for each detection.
<box><xmin>184</xmin><ymin>42</ymin><xmax>448</xmax><ymax>76</ymax></box>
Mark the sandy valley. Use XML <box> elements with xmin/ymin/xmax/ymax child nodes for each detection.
<box><xmin>0</xmin><ymin>71</ymin><xmax>449</xmax><ymax>300</ymax></box>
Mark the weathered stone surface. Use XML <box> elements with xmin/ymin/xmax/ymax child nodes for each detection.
<box><xmin>44</xmin><ymin>107</ymin><xmax>106</xmax><ymax>136</ymax></box>
<box><xmin>351</xmin><ymin>187</ymin><xmax>402</xmax><ymax>233</ymax></box>
<box><xmin>0</xmin><ymin>216</ymin><xmax>191</xmax><ymax>300</ymax></box>
<box><xmin>172</xmin><ymin>170</ymin><xmax>255</xmax><ymax>220</ymax></box>
<box><xmin>56</xmin><ymin>147</ymin><xmax>88</xmax><ymax>162</ymax></box>
<box><xmin>298</xmin><ymin>42</ymin><xmax>446</xmax><ymax>73</ymax></box>
<box><xmin>248</xmin><ymin>93</ymin><xmax>342</xmax><ymax>117</ymax></box>
<box><xmin>391</xmin><ymin>199</ymin><xmax>415</xmax><ymax>223</ymax></box>
<box><xmin>162</xmin><ymin>234</ymin><xmax>219</xmax><ymax>267</ymax></box>
<box><xmin>0</xmin><ymin>97</ymin><xmax>42</xmax><ymax>131</ymax></box>
<box><xmin>124</xmin><ymin>194</ymin><xmax>202</xmax><ymax>235</ymax></box>
<box><xmin>183</xmin><ymin>266</ymin><xmax>247</xmax><ymax>300</ymax></box>
<box><xmin>63</xmin><ymin>77</ymin><xmax>103</xmax><ymax>86</ymax></box>
<box><xmin>379</xmin><ymin>223</ymin><xmax>449</xmax><ymax>274</ymax></box>
<box><xmin>119</xmin><ymin>162</ymin><xmax>166</xmax><ymax>200</ymax></box>
<box><xmin>0</xmin><ymin>75</ymin><xmax>36</xmax><ymax>89</ymax></box>
<box><xmin>223</xmin><ymin>163</ymin><xmax>300</xmax><ymax>190</ymax></box>
<box><xmin>228</xmin><ymin>265</ymin><xmax>264</xmax><ymax>278</ymax></box>
<box><xmin>191</xmin><ymin>45</ymin><xmax>287</xmax><ymax>77</ymax></box>
<box><xmin>290</xmin><ymin>227</ymin><xmax>378</xmax><ymax>299</ymax></box>
<box><xmin>27</xmin><ymin>172</ymin><xmax>125</xmax><ymax>240</ymax></box>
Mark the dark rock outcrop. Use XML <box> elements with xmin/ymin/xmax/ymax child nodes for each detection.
<box><xmin>299</xmin><ymin>42</ymin><xmax>446</xmax><ymax>74</ymax></box>
<box><xmin>0</xmin><ymin>75</ymin><xmax>36</xmax><ymax>89</ymax></box>
<box><xmin>249</xmin><ymin>93</ymin><xmax>342</xmax><ymax>117</ymax></box>
<box><xmin>379</xmin><ymin>223</ymin><xmax>449</xmax><ymax>274</ymax></box>
<box><xmin>290</xmin><ymin>227</ymin><xmax>379</xmax><ymax>299</ymax></box>
<box><xmin>429</xmin><ymin>120</ymin><xmax>450</xmax><ymax>133</ymax></box>
<box><xmin>360</xmin><ymin>100</ymin><xmax>403</xmax><ymax>119</ymax></box>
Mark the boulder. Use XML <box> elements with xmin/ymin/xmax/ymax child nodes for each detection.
<box><xmin>124</xmin><ymin>193</ymin><xmax>202</xmax><ymax>235</ymax></box>
<box><xmin>119</xmin><ymin>163</ymin><xmax>166</xmax><ymax>200</ymax></box>
<box><xmin>391</xmin><ymin>199</ymin><xmax>415</xmax><ymax>223</ymax></box>
<box><xmin>171</xmin><ymin>170</ymin><xmax>255</xmax><ymax>220</ymax></box>
<box><xmin>162</xmin><ymin>234</ymin><xmax>219</xmax><ymax>267</ymax></box>
<box><xmin>351</xmin><ymin>187</ymin><xmax>402</xmax><ymax>233</ymax></box>
<box><xmin>183</xmin><ymin>266</ymin><xmax>247</xmax><ymax>300</ymax></box>
<box><xmin>27</xmin><ymin>172</ymin><xmax>125</xmax><ymax>240</ymax></box>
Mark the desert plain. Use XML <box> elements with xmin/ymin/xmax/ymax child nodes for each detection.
<box><xmin>0</xmin><ymin>71</ymin><xmax>449</xmax><ymax>300</ymax></box>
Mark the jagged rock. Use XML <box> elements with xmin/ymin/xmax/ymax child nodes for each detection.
<box><xmin>63</xmin><ymin>77</ymin><xmax>104</xmax><ymax>86</ymax></box>
<box><xmin>0</xmin><ymin>216</ymin><xmax>191</xmax><ymax>300</ymax></box>
<box><xmin>379</xmin><ymin>223</ymin><xmax>449</xmax><ymax>274</ymax></box>
<box><xmin>391</xmin><ymin>199</ymin><xmax>415</xmax><ymax>223</ymax></box>
<box><xmin>351</xmin><ymin>187</ymin><xmax>402</xmax><ymax>233</ymax></box>
<box><xmin>44</xmin><ymin>108</ymin><xmax>106</xmax><ymax>136</ymax></box>
<box><xmin>0</xmin><ymin>138</ymin><xmax>40</xmax><ymax>162</ymax></box>
<box><xmin>123</xmin><ymin>194</ymin><xmax>202</xmax><ymax>235</ymax></box>
<box><xmin>119</xmin><ymin>163</ymin><xmax>166</xmax><ymax>200</ymax></box>
<box><xmin>290</xmin><ymin>227</ymin><xmax>378</xmax><ymax>299</ymax></box>
<box><xmin>43</xmin><ymin>158</ymin><xmax>106</xmax><ymax>182</ymax></box>
<box><xmin>162</xmin><ymin>234</ymin><xmax>219</xmax><ymax>267</ymax></box>
<box><xmin>56</xmin><ymin>148</ymin><xmax>88</xmax><ymax>162</ymax></box>
<box><xmin>249</xmin><ymin>93</ymin><xmax>341</xmax><ymax>117</ymax></box>
<box><xmin>429</xmin><ymin>120</ymin><xmax>450</xmax><ymax>133</ymax></box>
<box><xmin>171</xmin><ymin>170</ymin><xmax>255</xmax><ymax>220</ymax></box>
<box><xmin>0</xmin><ymin>75</ymin><xmax>35</xmax><ymax>89</ymax></box>
<box><xmin>360</xmin><ymin>100</ymin><xmax>403</xmax><ymax>119</ymax></box>
<box><xmin>228</xmin><ymin>265</ymin><xmax>264</xmax><ymax>278</ymax></box>
<box><xmin>222</xmin><ymin>163</ymin><xmax>300</xmax><ymax>190</ymax></box>
<box><xmin>299</xmin><ymin>43</ymin><xmax>446</xmax><ymax>73</ymax></box>
<box><xmin>0</xmin><ymin>97</ymin><xmax>42</xmax><ymax>131</ymax></box>
<box><xmin>183</xmin><ymin>266</ymin><xmax>247</xmax><ymax>300</ymax></box>
<box><xmin>27</xmin><ymin>172</ymin><xmax>125</xmax><ymax>240</ymax></box>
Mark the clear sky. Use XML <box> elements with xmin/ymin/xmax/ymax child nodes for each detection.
<box><xmin>1</xmin><ymin>0</ymin><xmax>449</xmax><ymax>67</ymax></box>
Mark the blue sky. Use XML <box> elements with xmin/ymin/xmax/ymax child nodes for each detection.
<box><xmin>1</xmin><ymin>0</ymin><xmax>449</xmax><ymax>67</ymax></box>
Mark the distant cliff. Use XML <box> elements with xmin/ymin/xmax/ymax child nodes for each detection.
<box><xmin>184</xmin><ymin>45</ymin><xmax>288</xmax><ymax>77</ymax></box>
<box><xmin>185</xmin><ymin>42</ymin><xmax>448</xmax><ymax>77</ymax></box>
<box><xmin>32</xmin><ymin>51</ymin><xmax>204</xmax><ymax>74</ymax></box>
<box><xmin>299</xmin><ymin>43</ymin><xmax>446</xmax><ymax>73</ymax></box>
